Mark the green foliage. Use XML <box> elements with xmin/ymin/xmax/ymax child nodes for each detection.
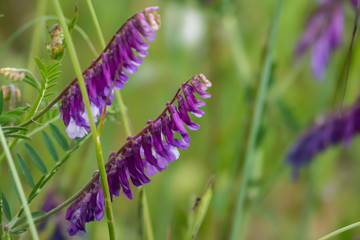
<box><xmin>186</xmin><ymin>176</ymin><xmax>214</xmax><ymax>240</ymax></box>
<box><xmin>0</xmin><ymin>14</ymin><xmax>4</xmax><ymax>18</ymax></box>
<box><xmin>0</xmin><ymin>107</ymin><xmax>27</xmax><ymax>126</ymax></box>
<box><xmin>0</xmin><ymin>89</ymin><xmax>3</xmax><ymax>114</ymax></box>
<box><xmin>68</xmin><ymin>3</ymin><xmax>79</xmax><ymax>33</ymax></box>
<box><xmin>41</xmin><ymin>131</ymin><xmax>59</xmax><ymax>162</ymax></box>
<box><xmin>34</xmin><ymin>58</ymin><xmax>61</xmax><ymax>95</ymax></box>
<box><xmin>49</xmin><ymin>123</ymin><xmax>69</xmax><ymax>151</ymax></box>
<box><xmin>1</xmin><ymin>192</ymin><xmax>11</xmax><ymax>221</ymax></box>
<box><xmin>16</xmin><ymin>154</ymin><xmax>35</xmax><ymax>188</ymax></box>
<box><xmin>23</xmin><ymin>72</ymin><xmax>40</xmax><ymax>90</ymax></box>
<box><xmin>24</xmin><ymin>143</ymin><xmax>47</xmax><ymax>174</ymax></box>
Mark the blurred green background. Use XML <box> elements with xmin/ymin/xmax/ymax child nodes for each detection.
<box><xmin>1</xmin><ymin>0</ymin><xmax>360</xmax><ymax>239</ymax></box>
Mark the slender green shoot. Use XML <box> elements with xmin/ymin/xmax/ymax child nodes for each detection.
<box><xmin>0</xmin><ymin>126</ymin><xmax>39</xmax><ymax>240</ymax></box>
<box><xmin>229</xmin><ymin>1</ymin><xmax>283</xmax><ymax>239</ymax></box>
<box><xmin>51</xmin><ymin>0</ymin><xmax>115</xmax><ymax>239</ymax></box>
<box><xmin>318</xmin><ymin>222</ymin><xmax>360</xmax><ymax>240</ymax></box>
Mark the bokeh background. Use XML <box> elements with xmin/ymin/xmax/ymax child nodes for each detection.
<box><xmin>1</xmin><ymin>0</ymin><xmax>360</xmax><ymax>239</ymax></box>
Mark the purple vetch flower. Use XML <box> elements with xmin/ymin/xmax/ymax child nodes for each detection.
<box><xmin>286</xmin><ymin>98</ymin><xmax>360</xmax><ymax>178</ymax></box>
<box><xmin>65</xmin><ymin>74</ymin><xmax>212</xmax><ymax>236</ymax></box>
<box><xmin>65</xmin><ymin>182</ymin><xmax>104</xmax><ymax>236</ymax></box>
<box><xmin>60</xmin><ymin>7</ymin><xmax>161</xmax><ymax>139</ymax></box>
<box><xmin>295</xmin><ymin>0</ymin><xmax>347</xmax><ymax>79</ymax></box>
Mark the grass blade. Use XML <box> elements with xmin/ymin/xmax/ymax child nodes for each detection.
<box><xmin>229</xmin><ymin>1</ymin><xmax>283</xmax><ymax>239</ymax></box>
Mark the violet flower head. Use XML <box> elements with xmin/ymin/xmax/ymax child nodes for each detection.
<box><xmin>295</xmin><ymin>0</ymin><xmax>346</xmax><ymax>79</ymax></box>
<box><xmin>65</xmin><ymin>74</ymin><xmax>212</xmax><ymax>236</ymax></box>
<box><xmin>60</xmin><ymin>7</ymin><xmax>161</xmax><ymax>139</ymax></box>
<box><xmin>65</xmin><ymin>182</ymin><xmax>104</xmax><ymax>236</ymax></box>
<box><xmin>286</xmin><ymin>98</ymin><xmax>360</xmax><ymax>178</ymax></box>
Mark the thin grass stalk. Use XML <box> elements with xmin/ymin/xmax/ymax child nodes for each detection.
<box><xmin>318</xmin><ymin>222</ymin><xmax>360</xmax><ymax>240</ymax></box>
<box><xmin>0</xmin><ymin>126</ymin><xmax>39</xmax><ymax>240</ymax></box>
<box><xmin>229</xmin><ymin>1</ymin><xmax>283</xmax><ymax>239</ymax></box>
<box><xmin>51</xmin><ymin>0</ymin><xmax>115</xmax><ymax>239</ymax></box>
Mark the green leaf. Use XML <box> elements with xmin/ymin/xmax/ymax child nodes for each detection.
<box><xmin>190</xmin><ymin>176</ymin><xmax>214</xmax><ymax>239</ymax></box>
<box><xmin>49</xmin><ymin>123</ymin><xmax>68</xmax><ymax>150</ymax></box>
<box><xmin>0</xmin><ymin>14</ymin><xmax>4</xmax><ymax>18</ymax></box>
<box><xmin>6</xmin><ymin>107</ymin><xmax>25</xmax><ymax>116</ymax></box>
<box><xmin>16</xmin><ymin>154</ymin><xmax>35</xmax><ymax>188</ymax></box>
<box><xmin>1</xmin><ymin>192</ymin><xmax>12</xmax><ymax>221</ymax></box>
<box><xmin>41</xmin><ymin>131</ymin><xmax>58</xmax><ymax>162</ymax></box>
<box><xmin>5</xmin><ymin>134</ymin><xmax>31</xmax><ymax>140</ymax></box>
<box><xmin>2</xmin><ymin>126</ymin><xmax>28</xmax><ymax>132</ymax></box>
<box><xmin>24</xmin><ymin>143</ymin><xmax>47</xmax><ymax>174</ymax></box>
<box><xmin>0</xmin><ymin>89</ymin><xmax>3</xmax><ymax>115</ymax></box>
<box><xmin>277</xmin><ymin>99</ymin><xmax>300</xmax><ymax>133</ymax></box>
<box><xmin>23</xmin><ymin>73</ymin><xmax>39</xmax><ymax>89</ymax></box>
<box><xmin>68</xmin><ymin>4</ymin><xmax>78</xmax><ymax>33</ymax></box>
<box><xmin>0</xmin><ymin>114</ymin><xmax>20</xmax><ymax>125</ymax></box>
<box><xmin>12</xmin><ymin>211</ymin><xmax>45</xmax><ymax>228</ymax></box>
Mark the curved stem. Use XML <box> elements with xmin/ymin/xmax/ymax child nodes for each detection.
<box><xmin>318</xmin><ymin>222</ymin><xmax>360</xmax><ymax>240</ymax></box>
<box><xmin>229</xmin><ymin>1</ymin><xmax>283</xmax><ymax>239</ymax></box>
<box><xmin>0</xmin><ymin>126</ymin><xmax>39</xmax><ymax>240</ymax></box>
<box><xmin>51</xmin><ymin>0</ymin><xmax>115</xmax><ymax>239</ymax></box>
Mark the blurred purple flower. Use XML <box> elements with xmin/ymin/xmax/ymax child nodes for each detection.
<box><xmin>352</xmin><ymin>0</ymin><xmax>359</xmax><ymax>7</ymax></box>
<box><xmin>60</xmin><ymin>7</ymin><xmax>161</xmax><ymax>139</ymax></box>
<box><xmin>39</xmin><ymin>189</ymin><xmax>67</xmax><ymax>239</ymax></box>
<box><xmin>286</xmin><ymin>98</ymin><xmax>360</xmax><ymax>177</ymax></box>
<box><xmin>295</xmin><ymin>0</ymin><xmax>346</xmax><ymax>79</ymax></box>
<box><xmin>65</xmin><ymin>74</ymin><xmax>212</xmax><ymax>236</ymax></box>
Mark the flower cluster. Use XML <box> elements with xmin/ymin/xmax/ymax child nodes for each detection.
<box><xmin>286</xmin><ymin>98</ymin><xmax>360</xmax><ymax>178</ymax></box>
<box><xmin>66</xmin><ymin>182</ymin><xmax>104</xmax><ymax>236</ymax></box>
<box><xmin>64</xmin><ymin>74</ymin><xmax>211</xmax><ymax>236</ymax></box>
<box><xmin>60</xmin><ymin>7</ymin><xmax>161</xmax><ymax>139</ymax></box>
<box><xmin>295</xmin><ymin>0</ymin><xmax>356</xmax><ymax>79</ymax></box>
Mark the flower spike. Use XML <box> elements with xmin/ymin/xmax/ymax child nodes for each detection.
<box><xmin>65</xmin><ymin>74</ymin><xmax>212</xmax><ymax>236</ymax></box>
<box><xmin>60</xmin><ymin>7</ymin><xmax>161</xmax><ymax>138</ymax></box>
<box><xmin>294</xmin><ymin>0</ymin><xmax>357</xmax><ymax>79</ymax></box>
<box><xmin>286</xmin><ymin>98</ymin><xmax>360</xmax><ymax>178</ymax></box>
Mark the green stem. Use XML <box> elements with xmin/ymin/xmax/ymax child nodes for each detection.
<box><xmin>140</xmin><ymin>187</ymin><xmax>154</xmax><ymax>240</ymax></box>
<box><xmin>0</xmin><ymin>199</ymin><xmax>3</xmax><ymax>238</ymax></box>
<box><xmin>84</xmin><ymin>0</ymin><xmax>133</xmax><ymax>137</ymax></box>
<box><xmin>229</xmin><ymin>1</ymin><xmax>283</xmax><ymax>240</ymax></box>
<box><xmin>84</xmin><ymin>2</ymin><xmax>153</xmax><ymax>240</ymax></box>
<box><xmin>27</xmin><ymin>0</ymin><xmax>47</xmax><ymax>73</ymax></box>
<box><xmin>85</xmin><ymin>0</ymin><xmax>106</xmax><ymax>48</ymax></box>
<box><xmin>318</xmin><ymin>222</ymin><xmax>360</xmax><ymax>240</ymax></box>
<box><xmin>0</xmin><ymin>126</ymin><xmax>39</xmax><ymax>240</ymax></box>
<box><xmin>51</xmin><ymin>1</ymin><xmax>115</xmax><ymax>239</ymax></box>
